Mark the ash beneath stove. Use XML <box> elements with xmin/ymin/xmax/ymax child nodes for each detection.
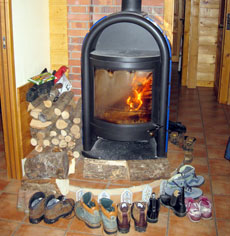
<box><xmin>82</xmin><ymin>138</ymin><xmax>159</xmax><ymax>160</ymax></box>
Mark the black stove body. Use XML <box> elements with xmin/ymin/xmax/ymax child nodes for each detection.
<box><xmin>81</xmin><ymin>0</ymin><xmax>171</xmax><ymax>160</ymax></box>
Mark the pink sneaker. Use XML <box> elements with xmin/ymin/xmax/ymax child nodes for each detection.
<box><xmin>185</xmin><ymin>198</ymin><xmax>201</xmax><ymax>222</ymax></box>
<box><xmin>198</xmin><ymin>196</ymin><xmax>212</xmax><ymax>220</ymax></box>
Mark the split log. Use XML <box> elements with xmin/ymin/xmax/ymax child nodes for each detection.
<box><xmin>43</xmin><ymin>139</ymin><xmax>50</xmax><ymax>147</ymax></box>
<box><xmin>38</xmin><ymin>106</ymin><xmax>59</xmax><ymax>123</ymax></box>
<box><xmin>61</xmin><ymin>99</ymin><xmax>77</xmax><ymax>120</ymax></box>
<box><xmin>30</xmin><ymin>108</ymin><xmax>42</xmax><ymax>119</ymax></box>
<box><xmin>37</xmin><ymin>131</ymin><xmax>46</xmax><ymax>140</ymax></box>
<box><xmin>54</xmin><ymin>91</ymin><xmax>74</xmax><ymax>115</ymax></box>
<box><xmin>30</xmin><ymin>94</ymin><xmax>48</xmax><ymax>109</ymax></box>
<box><xmin>73</xmin><ymin>117</ymin><xmax>81</xmax><ymax>124</ymax></box>
<box><xmin>43</xmin><ymin>100</ymin><xmax>52</xmax><ymax>108</ymax></box>
<box><xmin>54</xmin><ymin>108</ymin><xmax>62</xmax><ymax>116</ymax></box>
<box><xmin>51</xmin><ymin>138</ymin><xmax>60</xmax><ymax>146</ymax></box>
<box><xmin>59</xmin><ymin>140</ymin><xmax>67</xmax><ymax>148</ymax></box>
<box><xmin>30</xmin><ymin>138</ymin><xmax>37</xmax><ymax>147</ymax></box>
<box><xmin>58</xmin><ymin>135</ymin><xmax>65</xmax><ymax>140</ymax></box>
<box><xmin>30</xmin><ymin>137</ymin><xmax>43</xmax><ymax>147</ymax></box>
<box><xmin>74</xmin><ymin>133</ymin><xmax>81</xmax><ymax>139</ymax></box>
<box><xmin>35</xmin><ymin>145</ymin><xmax>43</xmax><ymax>152</ymax></box>
<box><xmin>56</xmin><ymin>119</ymin><xmax>68</xmax><ymax>130</ymax></box>
<box><xmin>73</xmin><ymin>151</ymin><xmax>80</xmax><ymax>158</ymax></box>
<box><xmin>43</xmin><ymin>83</ymin><xmax>63</xmax><ymax>108</ymax></box>
<box><xmin>24</xmin><ymin>148</ymin><xmax>69</xmax><ymax>179</ymax></box>
<box><xmin>27</xmin><ymin>103</ymin><xmax>35</xmax><ymax>112</ymax></box>
<box><xmin>68</xmin><ymin>141</ymin><xmax>75</xmax><ymax>149</ymax></box>
<box><xmin>65</xmin><ymin>135</ymin><xmax>72</xmax><ymax>143</ymax></box>
<box><xmin>50</xmin><ymin>130</ymin><xmax>57</xmax><ymax>137</ymax></box>
<box><xmin>70</xmin><ymin>124</ymin><xmax>80</xmax><ymax>136</ymax></box>
<box><xmin>61</xmin><ymin>130</ymin><xmax>67</xmax><ymax>137</ymax></box>
<box><xmin>30</xmin><ymin>119</ymin><xmax>52</xmax><ymax>130</ymax></box>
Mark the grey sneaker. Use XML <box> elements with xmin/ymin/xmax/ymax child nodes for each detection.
<box><xmin>75</xmin><ymin>192</ymin><xmax>101</xmax><ymax>228</ymax></box>
<box><xmin>100</xmin><ymin>198</ymin><xmax>118</xmax><ymax>235</ymax></box>
<box><xmin>162</xmin><ymin>174</ymin><xmax>203</xmax><ymax>199</ymax></box>
<box><xmin>177</xmin><ymin>165</ymin><xmax>204</xmax><ymax>187</ymax></box>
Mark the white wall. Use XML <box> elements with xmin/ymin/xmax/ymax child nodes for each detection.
<box><xmin>11</xmin><ymin>0</ymin><xmax>50</xmax><ymax>88</ymax></box>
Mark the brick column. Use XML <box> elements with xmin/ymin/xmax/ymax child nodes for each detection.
<box><xmin>67</xmin><ymin>0</ymin><xmax>164</xmax><ymax>101</ymax></box>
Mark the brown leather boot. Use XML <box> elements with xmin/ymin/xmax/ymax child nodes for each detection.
<box><xmin>117</xmin><ymin>202</ymin><xmax>131</xmax><ymax>234</ymax></box>
<box><xmin>29</xmin><ymin>192</ymin><xmax>46</xmax><ymax>224</ymax></box>
<box><xmin>44</xmin><ymin>195</ymin><xmax>75</xmax><ymax>224</ymax></box>
<box><xmin>131</xmin><ymin>202</ymin><xmax>148</xmax><ymax>232</ymax></box>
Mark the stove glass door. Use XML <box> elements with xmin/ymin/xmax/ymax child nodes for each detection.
<box><xmin>94</xmin><ymin>69</ymin><xmax>153</xmax><ymax>124</ymax></box>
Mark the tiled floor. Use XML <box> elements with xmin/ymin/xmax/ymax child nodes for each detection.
<box><xmin>0</xmin><ymin>64</ymin><xmax>230</xmax><ymax>235</ymax></box>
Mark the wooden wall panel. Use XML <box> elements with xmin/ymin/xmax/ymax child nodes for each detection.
<box><xmin>182</xmin><ymin>0</ymin><xmax>191</xmax><ymax>86</ymax></box>
<box><xmin>0</xmin><ymin>0</ymin><xmax>22</xmax><ymax>179</ymax></box>
<box><xmin>17</xmin><ymin>83</ymin><xmax>34</xmax><ymax>159</ymax></box>
<box><xmin>49</xmin><ymin>0</ymin><xmax>68</xmax><ymax>71</ymax></box>
<box><xmin>219</xmin><ymin>0</ymin><xmax>230</xmax><ymax>104</ymax></box>
<box><xmin>187</xmin><ymin>0</ymin><xmax>200</xmax><ymax>88</ymax></box>
<box><xmin>182</xmin><ymin>0</ymin><xmax>220</xmax><ymax>88</ymax></box>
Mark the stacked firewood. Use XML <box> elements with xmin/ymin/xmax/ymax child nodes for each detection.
<box><xmin>28</xmin><ymin>85</ymin><xmax>81</xmax><ymax>159</ymax></box>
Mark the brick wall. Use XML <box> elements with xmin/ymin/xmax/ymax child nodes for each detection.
<box><xmin>67</xmin><ymin>0</ymin><xmax>164</xmax><ymax>101</ymax></box>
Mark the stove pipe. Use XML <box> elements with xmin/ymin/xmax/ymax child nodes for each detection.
<box><xmin>121</xmin><ymin>0</ymin><xmax>142</xmax><ymax>13</ymax></box>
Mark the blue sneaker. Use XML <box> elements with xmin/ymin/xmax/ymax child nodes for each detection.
<box><xmin>161</xmin><ymin>174</ymin><xmax>203</xmax><ymax>199</ymax></box>
<box><xmin>177</xmin><ymin>165</ymin><xmax>204</xmax><ymax>187</ymax></box>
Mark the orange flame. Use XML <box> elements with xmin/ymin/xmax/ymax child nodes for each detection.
<box><xmin>126</xmin><ymin>73</ymin><xmax>152</xmax><ymax>111</ymax></box>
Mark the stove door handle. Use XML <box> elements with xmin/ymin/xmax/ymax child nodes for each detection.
<box><xmin>147</xmin><ymin>123</ymin><xmax>162</xmax><ymax>137</ymax></box>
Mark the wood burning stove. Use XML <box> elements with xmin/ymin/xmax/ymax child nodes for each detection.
<box><xmin>81</xmin><ymin>0</ymin><xmax>171</xmax><ymax>160</ymax></box>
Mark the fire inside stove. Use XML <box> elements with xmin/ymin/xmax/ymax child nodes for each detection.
<box><xmin>94</xmin><ymin>69</ymin><xmax>153</xmax><ymax>124</ymax></box>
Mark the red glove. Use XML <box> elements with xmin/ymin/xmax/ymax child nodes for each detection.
<box><xmin>54</xmin><ymin>66</ymin><xmax>68</xmax><ymax>84</ymax></box>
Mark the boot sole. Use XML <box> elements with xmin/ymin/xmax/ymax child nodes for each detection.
<box><xmin>118</xmin><ymin>227</ymin><xmax>130</xmax><ymax>234</ymax></box>
<box><xmin>160</xmin><ymin>199</ymin><xmax>186</xmax><ymax>217</ymax></box>
<box><xmin>29</xmin><ymin>215</ymin><xmax>44</xmax><ymax>224</ymax></box>
<box><xmin>104</xmin><ymin>229</ymin><xmax>118</xmax><ymax>235</ymax></box>
<box><xmin>44</xmin><ymin>209</ymin><xmax>73</xmax><ymax>224</ymax></box>
<box><xmin>147</xmin><ymin>216</ymin><xmax>158</xmax><ymax>223</ymax></box>
<box><xmin>134</xmin><ymin>225</ymin><xmax>147</xmax><ymax>232</ymax></box>
<box><xmin>76</xmin><ymin>214</ymin><xmax>101</xmax><ymax>229</ymax></box>
<box><xmin>131</xmin><ymin>212</ymin><xmax>147</xmax><ymax>232</ymax></box>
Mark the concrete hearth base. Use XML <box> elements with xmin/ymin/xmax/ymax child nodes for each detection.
<box><xmin>65</xmin><ymin>142</ymin><xmax>185</xmax><ymax>204</ymax></box>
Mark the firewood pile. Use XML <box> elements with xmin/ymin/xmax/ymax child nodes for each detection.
<box><xmin>27</xmin><ymin>85</ymin><xmax>81</xmax><ymax>159</ymax></box>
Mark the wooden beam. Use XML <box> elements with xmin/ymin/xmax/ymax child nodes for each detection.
<box><xmin>49</xmin><ymin>0</ymin><xmax>68</xmax><ymax>71</ymax></box>
<box><xmin>182</xmin><ymin>0</ymin><xmax>191</xmax><ymax>86</ymax></box>
<box><xmin>0</xmin><ymin>0</ymin><xmax>22</xmax><ymax>179</ymax></box>
<box><xmin>219</xmin><ymin>0</ymin><xmax>230</xmax><ymax>104</ymax></box>
<box><xmin>187</xmin><ymin>0</ymin><xmax>200</xmax><ymax>88</ymax></box>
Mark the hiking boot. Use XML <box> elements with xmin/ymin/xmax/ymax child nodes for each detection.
<box><xmin>75</xmin><ymin>192</ymin><xmax>101</xmax><ymax>228</ymax></box>
<box><xmin>117</xmin><ymin>202</ymin><xmax>131</xmax><ymax>234</ymax></box>
<box><xmin>163</xmin><ymin>174</ymin><xmax>203</xmax><ymax>199</ymax></box>
<box><xmin>160</xmin><ymin>187</ymin><xmax>186</xmax><ymax>217</ymax></box>
<box><xmin>44</xmin><ymin>195</ymin><xmax>75</xmax><ymax>224</ymax></box>
<box><xmin>147</xmin><ymin>193</ymin><xmax>160</xmax><ymax>223</ymax></box>
<box><xmin>100</xmin><ymin>198</ymin><xmax>118</xmax><ymax>235</ymax></box>
<box><xmin>131</xmin><ymin>202</ymin><xmax>148</xmax><ymax>232</ymax></box>
<box><xmin>29</xmin><ymin>192</ymin><xmax>46</xmax><ymax>224</ymax></box>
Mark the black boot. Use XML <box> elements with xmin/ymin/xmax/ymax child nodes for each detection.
<box><xmin>147</xmin><ymin>193</ymin><xmax>160</xmax><ymax>223</ymax></box>
<box><xmin>160</xmin><ymin>187</ymin><xmax>186</xmax><ymax>217</ymax></box>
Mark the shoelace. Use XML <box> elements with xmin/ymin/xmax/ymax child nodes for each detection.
<box><xmin>172</xmin><ymin>180</ymin><xmax>192</xmax><ymax>193</ymax></box>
